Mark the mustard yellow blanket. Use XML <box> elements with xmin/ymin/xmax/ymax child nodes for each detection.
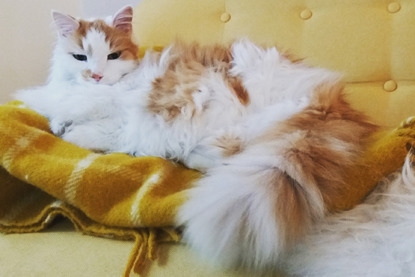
<box><xmin>0</xmin><ymin>102</ymin><xmax>200</xmax><ymax>275</ymax></box>
<box><xmin>0</xmin><ymin>102</ymin><xmax>414</xmax><ymax>276</ymax></box>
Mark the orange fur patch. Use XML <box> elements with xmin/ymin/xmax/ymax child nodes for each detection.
<box><xmin>273</xmin><ymin>171</ymin><xmax>316</xmax><ymax>247</ymax></box>
<box><xmin>238</xmin><ymin>83</ymin><xmax>379</xmax><ymax>249</ymax></box>
<box><xmin>262</xmin><ymin>83</ymin><xmax>378</xmax><ymax>214</ymax></box>
<box><xmin>71</xmin><ymin>19</ymin><xmax>138</xmax><ymax>61</ymax></box>
<box><xmin>148</xmin><ymin>42</ymin><xmax>248</xmax><ymax>121</ymax></box>
<box><xmin>407</xmin><ymin>142</ymin><xmax>415</xmax><ymax>164</ymax></box>
<box><xmin>214</xmin><ymin>134</ymin><xmax>243</xmax><ymax>157</ymax></box>
<box><xmin>228</xmin><ymin>77</ymin><xmax>250</xmax><ymax>105</ymax></box>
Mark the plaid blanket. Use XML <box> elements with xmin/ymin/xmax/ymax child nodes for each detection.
<box><xmin>0</xmin><ymin>102</ymin><xmax>200</xmax><ymax>275</ymax></box>
<box><xmin>0</xmin><ymin>102</ymin><xmax>413</xmax><ymax>275</ymax></box>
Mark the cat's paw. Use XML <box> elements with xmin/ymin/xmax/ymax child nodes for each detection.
<box><xmin>185</xmin><ymin>133</ymin><xmax>244</xmax><ymax>172</ymax></box>
<box><xmin>50</xmin><ymin>118</ymin><xmax>73</xmax><ymax>137</ymax></box>
<box><xmin>184</xmin><ymin>151</ymin><xmax>219</xmax><ymax>172</ymax></box>
<box><xmin>59</xmin><ymin>123</ymin><xmax>114</xmax><ymax>153</ymax></box>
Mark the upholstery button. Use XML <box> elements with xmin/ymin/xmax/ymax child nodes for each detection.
<box><xmin>300</xmin><ymin>9</ymin><xmax>312</xmax><ymax>20</ymax></box>
<box><xmin>384</xmin><ymin>80</ymin><xmax>398</xmax><ymax>92</ymax></box>
<box><xmin>220</xmin><ymin>12</ymin><xmax>231</xmax><ymax>23</ymax></box>
<box><xmin>388</xmin><ymin>2</ymin><xmax>401</xmax><ymax>13</ymax></box>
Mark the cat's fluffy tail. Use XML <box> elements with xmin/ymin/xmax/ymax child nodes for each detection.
<box><xmin>177</xmin><ymin>85</ymin><xmax>378</xmax><ymax>271</ymax></box>
<box><xmin>177</xmin><ymin>144</ymin><xmax>326</xmax><ymax>270</ymax></box>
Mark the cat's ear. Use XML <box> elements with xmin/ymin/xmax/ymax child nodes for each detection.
<box><xmin>52</xmin><ymin>11</ymin><xmax>79</xmax><ymax>37</ymax></box>
<box><xmin>112</xmin><ymin>6</ymin><xmax>133</xmax><ymax>35</ymax></box>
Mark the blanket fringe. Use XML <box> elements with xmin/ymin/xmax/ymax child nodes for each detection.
<box><xmin>0</xmin><ymin>179</ymin><xmax>181</xmax><ymax>277</ymax></box>
<box><xmin>124</xmin><ymin>228</ymin><xmax>181</xmax><ymax>276</ymax></box>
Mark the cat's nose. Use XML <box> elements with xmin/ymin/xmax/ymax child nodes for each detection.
<box><xmin>92</xmin><ymin>73</ymin><xmax>103</xmax><ymax>82</ymax></box>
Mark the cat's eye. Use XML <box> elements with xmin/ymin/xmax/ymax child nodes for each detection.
<box><xmin>72</xmin><ymin>54</ymin><xmax>87</xmax><ymax>61</ymax></box>
<box><xmin>108</xmin><ymin>52</ymin><xmax>121</xmax><ymax>60</ymax></box>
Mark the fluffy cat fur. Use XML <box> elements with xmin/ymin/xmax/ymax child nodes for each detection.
<box><xmin>16</xmin><ymin>8</ymin><xmax>379</xmax><ymax>272</ymax></box>
<box><xmin>282</xmin><ymin>145</ymin><xmax>415</xmax><ymax>277</ymax></box>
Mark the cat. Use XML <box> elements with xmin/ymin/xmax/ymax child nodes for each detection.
<box><xmin>16</xmin><ymin>7</ymin><xmax>379</xmax><ymax>272</ymax></box>
<box><xmin>16</xmin><ymin>6</ymin><xmax>139</xmax><ymax>146</ymax></box>
<box><xmin>48</xmin><ymin>6</ymin><xmax>138</xmax><ymax>86</ymax></box>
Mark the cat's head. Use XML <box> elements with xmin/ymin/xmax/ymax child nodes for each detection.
<box><xmin>51</xmin><ymin>6</ymin><xmax>139</xmax><ymax>85</ymax></box>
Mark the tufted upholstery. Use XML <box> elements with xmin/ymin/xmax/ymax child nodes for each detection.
<box><xmin>133</xmin><ymin>0</ymin><xmax>415</xmax><ymax>128</ymax></box>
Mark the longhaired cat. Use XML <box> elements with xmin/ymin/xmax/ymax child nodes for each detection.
<box><xmin>16</xmin><ymin>7</ymin><xmax>378</xmax><ymax>271</ymax></box>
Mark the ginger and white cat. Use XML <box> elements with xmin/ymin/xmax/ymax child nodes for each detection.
<box><xmin>16</xmin><ymin>7</ymin><xmax>378</xmax><ymax>272</ymax></box>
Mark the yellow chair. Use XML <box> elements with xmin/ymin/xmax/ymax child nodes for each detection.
<box><xmin>1</xmin><ymin>1</ymin><xmax>415</xmax><ymax>276</ymax></box>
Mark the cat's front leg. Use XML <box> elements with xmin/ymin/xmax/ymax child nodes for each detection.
<box><xmin>49</xmin><ymin>117</ymin><xmax>73</xmax><ymax>136</ymax></box>
<box><xmin>54</xmin><ymin>119</ymin><xmax>120</xmax><ymax>153</ymax></box>
<box><xmin>184</xmin><ymin>149</ymin><xmax>219</xmax><ymax>172</ymax></box>
<box><xmin>60</xmin><ymin>126</ymin><xmax>107</xmax><ymax>152</ymax></box>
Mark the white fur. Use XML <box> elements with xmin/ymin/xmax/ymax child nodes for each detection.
<box><xmin>16</xmin><ymin>11</ymin><xmax>411</xmax><ymax>271</ymax></box>
<box><xmin>282</xmin><ymin>154</ymin><xmax>415</xmax><ymax>277</ymax></box>
<box><xmin>16</xmin><ymin>39</ymin><xmax>344</xmax><ymax>271</ymax></box>
<box><xmin>230</xmin><ymin>39</ymin><xmax>340</xmax><ymax>112</ymax></box>
<box><xmin>178</xmin><ymin>139</ymin><xmax>325</xmax><ymax>269</ymax></box>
